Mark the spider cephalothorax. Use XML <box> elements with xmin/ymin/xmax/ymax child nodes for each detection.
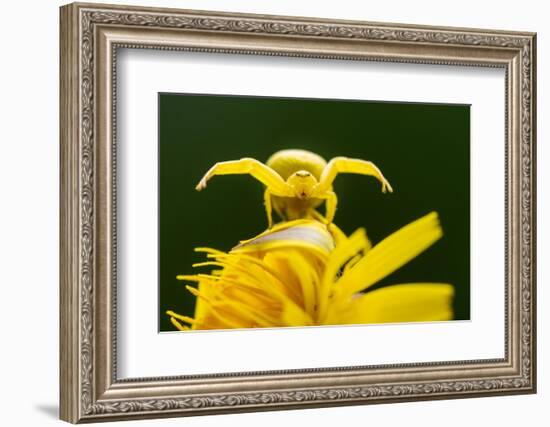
<box><xmin>196</xmin><ymin>149</ymin><xmax>393</xmax><ymax>228</ymax></box>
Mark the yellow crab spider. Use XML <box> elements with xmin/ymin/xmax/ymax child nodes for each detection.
<box><xmin>196</xmin><ymin>149</ymin><xmax>393</xmax><ymax>228</ymax></box>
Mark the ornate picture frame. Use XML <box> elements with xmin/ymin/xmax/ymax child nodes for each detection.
<box><xmin>60</xmin><ymin>2</ymin><xmax>536</xmax><ymax>423</ymax></box>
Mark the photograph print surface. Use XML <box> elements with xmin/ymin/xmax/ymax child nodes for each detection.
<box><xmin>158</xmin><ymin>93</ymin><xmax>470</xmax><ymax>332</ymax></box>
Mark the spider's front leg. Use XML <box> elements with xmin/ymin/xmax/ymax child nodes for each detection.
<box><xmin>263</xmin><ymin>189</ymin><xmax>274</xmax><ymax>229</ymax></box>
<box><xmin>315</xmin><ymin>191</ymin><xmax>338</xmax><ymax>225</ymax></box>
<box><xmin>195</xmin><ymin>158</ymin><xmax>293</xmax><ymax>229</ymax></box>
<box><xmin>195</xmin><ymin>158</ymin><xmax>291</xmax><ymax>196</ymax></box>
<box><xmin>317</xmin><ymin>157</ymin><xmax>393</xmax><ymax>194</ymax></box>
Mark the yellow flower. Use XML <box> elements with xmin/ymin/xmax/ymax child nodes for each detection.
<box><xmin>167</xmin><ymin>212</ymin><xmax>453</xmax><ymax>330</ymax></box>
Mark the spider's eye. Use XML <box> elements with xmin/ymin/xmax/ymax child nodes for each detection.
<box><xmin>296</xmin><ymin>171</ymin><xmax>311</xmax><ymax>178</ymax></box>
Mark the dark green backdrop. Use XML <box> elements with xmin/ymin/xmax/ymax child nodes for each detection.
<box><xmin>159</xmin><ymin>93</ymin><xmax>470</xmax><ymax>332</ymax></box>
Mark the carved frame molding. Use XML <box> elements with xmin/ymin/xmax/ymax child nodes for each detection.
<box><xmin>60</xmin><ymin>2</ymin><xmax>536</xmax><ymax>423</ymax></box>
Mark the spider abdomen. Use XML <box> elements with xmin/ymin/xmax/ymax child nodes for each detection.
<box><xmin>266</xmin><ymin>149</ymin><xmax>327</xmax><ymax>181</ymax></box>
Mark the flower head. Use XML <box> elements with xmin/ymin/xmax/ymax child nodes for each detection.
<box><xmin>167</xmin><ymin>212</ymin><xmax>453</xmax><ymax>330</ymax></box>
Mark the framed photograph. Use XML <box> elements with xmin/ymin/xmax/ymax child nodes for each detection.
<box><xmin>60</xmin><ymin>2</ymin><xmax>536</xmax><ymax>423</ymax></box>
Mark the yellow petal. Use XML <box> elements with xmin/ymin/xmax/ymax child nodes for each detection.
<box><xmin>206</xmin><ymin>303</ymin><xmax>253</xmax><ymax>329</ymax></box>
<box><xmin>337</xmin><ymin>212</ymin><xmax>443</xmax><ymax>296</ymax></box>
<box><xmin>211</xmin><ymin>299</ymin><xmax>279</xmax><ymax>328</ymax></box>
<box><xmin>232</xmin><ymin>219</ymin><xmax>334</xmax><ymax>258</ymax></box>
<box><xmin>318</xmin><ymin>228</ymin><xmax>370</xmax><ymax>321</ymax></box>
<box><xmin>284</xmin><ymin>250</ymin><xmax>320</xmax><ymax>315</ymax></box>
<box><xmin>342</xmin><ymin>283</ymin><xmax>454</xmax><ymax>324</ymax></box>
<box><xmin>280</xmin><ymin>301</ymin><xmax>314</xmax><ymax>326</ymax></box>
<box><xmin>261</xmin><ymin>252</ymin><xmax>304</xmax><ymax>306</ymax></box>
<box><xmin>166</xmin><ymin>310</ymin><xmax>197</xmax><ymax>325</ymax></box>
<box><xmin>235</xmin><ymin>219</ymin><xmax>314</xmax><ymax>246</ymax></box>
<box><xmin>169</xmin><ymin>316</ymin><xmax>190</xmax><ymax>331</ymax></box>
<box><xmin>327</xmin><ymin>222</ymin><xmax>349</xmax><ymax>246</ymax></box>
<box><xmin>186</xmin><ymin>282</ymin><xmax>215</xmax><ymax>325</ymax></box>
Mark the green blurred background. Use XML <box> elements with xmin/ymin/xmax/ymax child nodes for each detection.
<box><xmin>159</xmin><ymin>93</ymin><xmax>470</xmax><ymax>332</ymax></box>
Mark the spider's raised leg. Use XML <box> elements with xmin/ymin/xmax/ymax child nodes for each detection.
<box><xmin>263</xmin><ymin>188</ymin><xmax>274</xmax><ymax>228</ymax></box>
<box><xmin>196</xmin><ymin>158</ymin><xmax>292</xmax><ymax>197</ymax></box>
<box><xmin>322</xmin><ymin>191</ymin><xmax>338</xmax><ymax>225</ymax></box>
<box><xmin>309</xmin><ymin>191</ymin><xmax>338</xmax><ymax>224</ymax></box>
<box><xmin>315</xmin><ymin>157</ymin><xmax>393</xmax><ymax>194</ymax></box>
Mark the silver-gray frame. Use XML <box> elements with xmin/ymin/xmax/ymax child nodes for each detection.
<box><xmin>60</xmin><ymin>2</ymin><xmax>536</xmax><ymax>423</ymax></box>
